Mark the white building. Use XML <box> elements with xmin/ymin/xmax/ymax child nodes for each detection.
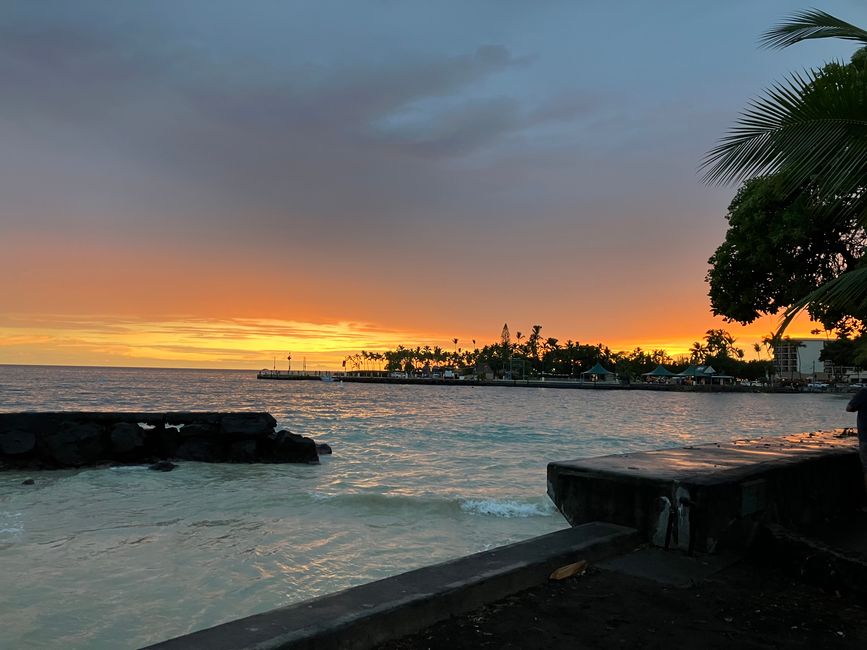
<box><xmin>773</xmin><ymin>338</ymin><xmax>826</xmax><ymax>380</ymax></box>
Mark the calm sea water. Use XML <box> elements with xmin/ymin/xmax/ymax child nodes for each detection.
<box><xmin>0</xmin><ymin>365</ymin><xmax>854</xmax><ymax>648</ymax></box>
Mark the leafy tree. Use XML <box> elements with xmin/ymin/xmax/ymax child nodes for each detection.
<box><xmin>689</xmin><ymin>341</ymin><xmax>709</xmax><ymax>364</ymax></box>
<box><xmin>703</xmin><ymin>9</ymin><xmax>867</xmax><ymax>334</ymax></box>
<box><xmin>820</xmin><ymin>334</ymin><xmax>867</xmax><ymax>369</ymax></box>
<box><xmin>703</xmin><ymin>329</ymin><xmax>744</xmax><ymax>359</ymax></box>
<box><xmin>706</xmin><ymin>175</ymin><xmax>864</xmax><ymax>328</ymax></box>
<box><xmin>500</xmin><ymin>323</ymin><xmax>511</xmax><ymax>353</ymax></box>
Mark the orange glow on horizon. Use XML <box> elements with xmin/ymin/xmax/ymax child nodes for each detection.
<box><xmin>0</xmin><ymin>312</ymin><xmax>823</xmax><ymax>370</ymax></box>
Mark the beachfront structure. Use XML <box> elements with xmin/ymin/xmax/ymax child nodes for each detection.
<box><xmin>773</xmin><ymin>338</ymin><xmax>826</xmax><ymax>381</ymax></box>
<box><xmin>642</xmin><ymin>365</ymin><xmax>675</xmax><ymax>381</ymax></box>
<box><xmin>677</xmin><ymin>365</ymin><xmax>734</xmax><ymax>385</ymax></box>
<box><xmin>580</xmin><ymin>362</ymin><xmax>616</xmax><ymax>383</ymax></box>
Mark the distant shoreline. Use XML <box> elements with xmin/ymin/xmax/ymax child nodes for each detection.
<box><xmin>257</xmin><ymin>373</ymin><xmax>835</xmax><ymax>394</ymax></box>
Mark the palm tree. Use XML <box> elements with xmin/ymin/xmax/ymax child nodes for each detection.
<box><xmin>689</xmin><ymin>341</ymin><xmax>709</xmax><ymax>365</ymax></box>
<box><xmin>703</xmin><ymin>9</ymin><xmax>867</xmax><ymax>333</ymax></box>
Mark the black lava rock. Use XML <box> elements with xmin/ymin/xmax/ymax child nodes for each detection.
<box><xmin>220</xmin><ymin>413</ymin><xmax>277</xmax><ymax>437</ymax></box>
<box><xmin>0</xmin><ymin>429</ymin><xmax>36</xmax><ymax>455</ymax></box>
<box><xmin>148</xmin><ymin>461</ymin><xmax>177</xmax><ymax>472</ymax></box>
<box><xmin>261</xmin><ymin>429</ymin><xmax>319</xmax><ymax>464</ymax></box>
<box><xmin>39</xmin><ymin>421</ymin><xmax>106</xmax><ymax>467</ymax></box>
<box><xmin>175</xmin><ymin>437</ymin><xmax>225</xmax><ymax>462</ymax></box>
<box><xmin>228</xmin><ymin>439</ymin><xmax>258</xmax><ymax>462</ymax></box>
<box><xmin>110</xmin><ymin>422</ymin><xmax>146</xmax><ymax>455</ymax></box>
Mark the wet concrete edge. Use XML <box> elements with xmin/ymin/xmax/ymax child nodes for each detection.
<box><xmin>145</xmin><ymin>521</ymin><xmax>639</xmax><ymax>650</ymax></box>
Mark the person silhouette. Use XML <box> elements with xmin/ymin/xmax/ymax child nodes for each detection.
<box><xmin>845</xmin><ymin>387</ymin><xmax>867</xmax><ymax>503</ymax></box>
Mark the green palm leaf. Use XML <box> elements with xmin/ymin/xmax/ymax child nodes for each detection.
<box><xmin>701</xmin><ymin>64</ymin><xmax>867</xmax><ymax>213</ymax></box>
<box><xmin>776</xmin><ymin>266</ymin><xmax>867</xmax><ymax>337</ymax></box>
<box><xmin>761</xmin><ymin>9</ymin><xmax>867</xmax><ymax>49</ymax></box>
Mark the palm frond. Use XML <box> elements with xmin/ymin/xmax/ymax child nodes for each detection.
<box><xmin>775</xmin><ymin>267</ymin><xmax>867</xmax><ymax>337</ymax></box>
<box><xmin>701</xmin><ymin>64</ymin><xmax>867</xmax><ymax>206</ymax></box>
<box><xmin>761</xmin><ymin>9</ymin><xmax>867</xmax><ymax>49</ymax></box>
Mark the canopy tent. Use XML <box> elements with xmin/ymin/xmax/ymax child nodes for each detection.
<box><xmin>581</xmin><ymin>362</ymin><xmax>616</xmax><ymax>383</ymax></box>
<box><xmin>676</xmin><ymin>365</ymin><xmax>734</xmax><ymax>385</ymax></box>
<box><xmin>678</xmin><ymin>364</ymin><xmax>717</xmax><ymax>377</ymax></box>
<box><xmin>642</xmin><ymin>365</ymin><xmax>675</xmax><ymax>377</ymax></box>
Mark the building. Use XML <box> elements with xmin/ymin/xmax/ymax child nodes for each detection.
<box><xmin>773</xmin><ymin>338</ymin><xmax>826</xmax><ymax>380</ymax></box>
<box><xmin>677</xmin><ymin>364</ymin><xmax>734</xmax><ymax>385</ymax></box>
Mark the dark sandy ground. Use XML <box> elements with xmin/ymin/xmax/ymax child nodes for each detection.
<box><xmin>378</xmin><ymin>558</ymin><xmax>867</xmax><ymax>649</ymax></box>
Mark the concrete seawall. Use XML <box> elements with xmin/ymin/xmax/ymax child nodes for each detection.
<box><xmin>147</xmin><ymin>522</ymin><xmax>638</xmax><ymax>650</ymax></box>
<box><xmin>548</xmin><ymin>429</ymin><xmax>862</xmax><ymax>553</ymax></box>
<box><xmin>0</xmin><ymin>411</ymin><xmax>319</xmax><ymax>468</ymax></box>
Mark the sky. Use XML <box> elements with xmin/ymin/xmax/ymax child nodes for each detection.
<box><xmin>0</xmin><ymin>1</ymin><xmax>861</xmax><ymax>369</ymax></box>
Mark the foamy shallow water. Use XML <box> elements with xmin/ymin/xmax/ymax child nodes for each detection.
<box><xmin>0</xmin><ymin>365</ymin><xmax>854</xmax><ymax>648</ymax></box>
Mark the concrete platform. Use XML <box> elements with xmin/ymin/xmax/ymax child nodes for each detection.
<box><xmin>146</xmin><ymin>522</ymin><xmax>638</xmax><ymax>650</ymax></box>
<box><xmin>547</xmin><ymin>430</ymin><xmax>863</xmax><ymax>553</ymax></box>
<box><xmin>598</xmin><ymin>546</ymin><xmax>741</xmax><ymax>587</ymax></box>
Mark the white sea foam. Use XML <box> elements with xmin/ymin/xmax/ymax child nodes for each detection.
<box><xmin>0</xmin><ymin>512</ymin><xmax>24</xmax><ymax>536</ymax></box>
<box><xmin>459</xmin><ymin>499</ymin><xmax>554</xmax><ymax>518</ymax></box>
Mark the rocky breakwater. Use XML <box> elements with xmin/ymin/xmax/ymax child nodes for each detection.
<box><xmin>0</xmin><ymin>411</ymin><xmax>321</xmax><ymax>469</ymax></box>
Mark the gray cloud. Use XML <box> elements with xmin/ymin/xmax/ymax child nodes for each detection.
<box><xmin>0</xmin><ymin>0</ymin><xmax>772</xmax><ymax>259</ymax></box>
<box><xmin>0</xmin><ymin>9</ymin><xmax>606</xmax><ymax>236</ymax></box>
<box><xmin>0</xmin><ymin>18</ymin><xmax>574</xmax><ymax>234</ymax></box>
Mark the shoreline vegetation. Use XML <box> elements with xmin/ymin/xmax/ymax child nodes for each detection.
<box><xmin>330</xmin><ymin>325</ymin><xmax>780</xmax><ymax>385</ymax></box>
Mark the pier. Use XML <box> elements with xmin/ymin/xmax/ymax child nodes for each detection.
<box><xmin>256</xmin><ymin>370</ymin><xmax>805</xmax><ymax>392</ymax></box>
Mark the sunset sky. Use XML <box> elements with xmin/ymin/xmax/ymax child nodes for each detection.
<box><xmin>0</xmin><ymin>1</ymin><xmax>858</xmax><ymax>369</ymax></box>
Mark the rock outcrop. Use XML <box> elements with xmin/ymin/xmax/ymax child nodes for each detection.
<box><xmin>0</xmin><ymin>412</ymin><xmax>325</xmax><ymax>469</ymax></box>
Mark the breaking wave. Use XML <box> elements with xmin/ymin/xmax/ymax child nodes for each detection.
<box><xmin>459</xmin><ymin>498</ymin><xmax>555</xmax><ymax>518</ymax></box>
<box><xmin>307</xmin><ymin>491</ymin><xmax>555</xmax><ymax>518</ymax></box>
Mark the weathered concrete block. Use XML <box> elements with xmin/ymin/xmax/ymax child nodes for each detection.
<box><xmin>548</xmin><ymin>430</ymin><xmax>862</xmax><ymax>553</ymax></box>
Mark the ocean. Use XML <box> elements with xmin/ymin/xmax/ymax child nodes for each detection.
<box><xmin>0</xmin><ymin>365</ymin><xmax>853</xmax><ymax>648</ymax></box>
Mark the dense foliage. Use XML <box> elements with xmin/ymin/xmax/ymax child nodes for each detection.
<box><xmin>345</xmin><ymin>325</ymin><xmax>774</xmax><ymax>381</ymax></box>
<box><xmin>704</xmin><ymin>9</ymin><xmax>867</xmax><ymax>356</ymax></box>
<box><xmin>707</xmin><ymin>174</ymin><xmax>865</xmax><ymax>329</ymax></box>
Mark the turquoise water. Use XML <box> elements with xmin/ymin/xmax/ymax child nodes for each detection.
<box><xmin>0</xmin><ymin>365</ymin><xmax>854</xmax><ymax>648</ymax></box>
